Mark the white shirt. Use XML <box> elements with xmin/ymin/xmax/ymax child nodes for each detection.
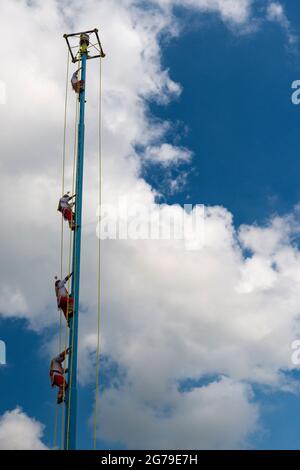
<box><xmin>71</xmin><ymin>71</ymin><xmax>79</xmax><ymax>85</ymax></box>
<box><xmin>50</xmin><ymin>354</ymin><xmax>64</xmax><ymax>384</ymax></box>
<box><xmin>59</xmin><ymin>195</ymin><xmax>71</xmax><ymax>210</ymax></box>
<box><xmin>56</xmin><ymin>278</ymin><xmax>68</xmax><ymax>305</ymax></box>
<box><xmin>52</xmin><ymin>355</ymin><xmax>63</xmax><ymax>372</ymax></box>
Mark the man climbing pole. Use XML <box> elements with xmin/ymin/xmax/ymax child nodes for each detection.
<box><xmin>50</xmin><ymin>348</ymin><xmax>70</xmax><ymax>404</ymax></box>
<box><xmin>58</xmin><ymin>192</ymin><xmax>76</xmax><ymax>230</ymax></box>
<box><xmin>71</xmin><ymin>68</ymin><xmax>85</xmax><ymax>94</ymax></box>
<box><xmin>55</xmin><ymin>272</ymin><xmax>74</xmax><ymax>326</ymax></box>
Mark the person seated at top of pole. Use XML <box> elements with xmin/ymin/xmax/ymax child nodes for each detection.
<box><xmin>80</xmin><ymin>32</ymin><xmax>90</xmax><ymax>54</ymax></box>
<box><xmin>58</xmin><ymin>192</ymin><xmax>76</xmax><ymax>230</ymax></box>
<box><xmin>50</xmin><ymin>348</ymin><xmax>70</xmax><ymax>404</ymax></box>
<box><xmin>70</xmin><ymin>33</ymin><xmax>90</xmax><ymax>94</ymax></box>
<box><xmin>55</xmin><ymin>272</ymin><xmax>74</xmax><ymax>326</ymax></box>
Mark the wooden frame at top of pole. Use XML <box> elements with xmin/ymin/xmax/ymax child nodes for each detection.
<box><xmin>64</xmin><ymin>28</ymin><xmax>105</xmax><ymax>63</ymax></box>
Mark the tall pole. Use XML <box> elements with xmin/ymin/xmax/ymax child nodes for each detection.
<box><xmin>64</xmin><ymin>41</ymin><xmax>87</xmax><ymax>451</ymax></box>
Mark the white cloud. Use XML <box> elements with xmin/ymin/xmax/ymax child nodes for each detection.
<box><xmin>267</xmin><ymin>2</ymin><xmax>286</xmax><ymax>23</ymax></box>
<box><xmin>79</xmin><ymin>205</ymin><xmax>300</xmax><ymax>448</ymax></box>
<box><xmin>144</xmin><ymin>143</ymin><xmax>192</xmax><ymax>165</ymax></box>
<box><xmin>0</xmin><ymin>408</ymin><xmax>47</xmax><ymax>450</ymax></box>
<box><xmin>96</xmin><ymin>377</ymin><xmax>259</xmax><ymax>449</ymax></box>
<box><xmin>84</xmin><ymin>207</ymin><xmax>300</xmax><ymax>390</ymax></box>
<box><xmin>266</xmin><ymin>2</ymin><xmax>297</xmax><ymax>46</ymax></box>
<box><xmin>0</xmin><ymin>285</ymin><xmax>28</xmax><ymax>316</ymax></box>
<box><xmin>0</xmin><ymin>0</ymin><xmax>181</xmax><ymax>326</ymax></box>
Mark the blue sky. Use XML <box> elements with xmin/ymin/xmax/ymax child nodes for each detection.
<box><xmin>150</xmin><ymin>2</ymin><xmax>300</xmax><ymax>227</ymax></box>
<box><xmin>2</xmin><ymin>0</ymin><xmax>300</xmax><ymax>450</ymax></box>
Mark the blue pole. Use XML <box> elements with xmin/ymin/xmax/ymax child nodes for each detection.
<box><xmin>64</xmin><ymin>50</ymin><xmax>87</xmax><ymax>450</ymax></box>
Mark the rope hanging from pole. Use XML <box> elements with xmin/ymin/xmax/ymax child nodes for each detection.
<box><xmin>53</xmin><ymin>50</ymin><xmax>80</xmax><ymax>450</ymax></box>
<box><xmin>93</xmin><ymin>56</ymin><xmax>103</xmax><ymax>449</ymax></box>
<box><xmin>61</xmin><ymin>65</ymin><xmax>80</xmax><ymax>449</ymax></box>
<box><xmin>65</xmin><ymin>57</ymin><xmax>81</xmax><ymax>450</ymax></box>
<box><xmin>54</xmin><ymin>48</ymin><xmax>70</xmax><ymax>450</ymax></box>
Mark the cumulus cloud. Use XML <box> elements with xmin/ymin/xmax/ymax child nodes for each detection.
<box><xmin>0</xmin><ymin>0</ymin><xmax>181</xmax><ymax>325</ymax></box>
<box><xmin>0</xmin><ymin>408</ymin><xmax>47</xmax><ymax>450</ymax></box>
<box><xmin>96</xmin><ymin>377</ymin><xmax>259</xmax><ymax>449</ymax></box>
<box><xmin>0</xmin><ymin>285</ymin><xmax>28</xmax><ymax>316</ymax></box>
<box><xmin>78</xmin><ymin>204</ymin><xmax>300</xmax><ymax>448</ymax></box>
<box><xmin>266</xmin><ymin>2</ymin><xmax>297</xmax><ymax>46</ymax></box>
<box><xmin>144</xmin><ymin>143</ymin><xmax>192</xmax><ymax>165</ymax></box>
<box><xmin>155</xmin><ymin>0</ymin><xmax>253</xmax><ymax>26</ymax></box>
<box><xmin>0</xmin><ymin>0</ymin><xmax>300</xmax><ymax>450</ymax></box>
<box><xmin>87</xmin><ymin>207</ymin><xmax>300</xmax><ymax>390</ymax></box>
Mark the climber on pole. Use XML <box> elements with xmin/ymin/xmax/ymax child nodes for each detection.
<box><xmin>55</xmin><ymin>272</ymin><xmax>74</xmax><ymax>326</ymax></box>
<box><xmin>71</xmin><ymin>68</ymin><xmax>85</xmax><ymax>94</ymax></box>
<box><xmin>58</xmin><ymin>192</ymin><xmax>76</xmax><ymax>230</ymax></box>
<box><xmin>50</xmin><ymin>348</ymin><xmax>70</xmax><ymax>404</ymax></box>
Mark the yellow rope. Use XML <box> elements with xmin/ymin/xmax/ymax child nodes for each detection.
<box><xmin>60</xmin><ymin>50</ymin><xmax>72</xmax><ymax>450</ymax></box>
<box><xmin>65</xmin><ymin>57</ymin><xmax>81</xmax><ymax>449</ymax></box>
<box><xmin>65</xmin><ymin>147</ymin><xmax>79</xmax><ymax>450</ymax></box>
<box><xmin>61</xmin><ymin>72</ymin><xmax>79</xmax><ymax>449</ymax></box>
<box><xmin>54</xmin><ymin>48</ymin><xmax>69</xmax><ymax>450</ymax></box>
<box><xmin>93</xmin><ymin>56</ymin><xmax>103</xmax><ymax>449</ymax></box>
